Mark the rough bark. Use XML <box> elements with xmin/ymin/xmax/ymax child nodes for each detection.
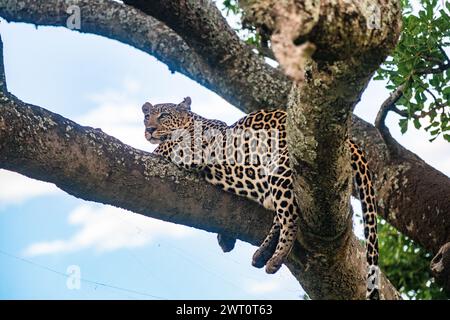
<box><xmin>0</xmin><ymin>0</ymin><xmax>449</xmax><ymax>299</ymax></box>
<box><xmin>239</xmin><ymin>0</ymin><xmax>402</xmax><ymax>60</ymax></box>
<box><xmin>430</xmin><ymin>242</ymin><xmax>450</xmax><ymax>292</ymax></box>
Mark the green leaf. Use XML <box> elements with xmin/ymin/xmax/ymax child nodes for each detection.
<box><xmin>413</xmin><ymin>118</ymin><xmax>421</xmax><ymax>129</ymax></box>
<box><xmin>373</xmin><ymin>73</ymin><xmax>385</xmax><ymax>81</ymax></box>
<box><xmin>399</xmin><ymin>118</ymin><xmax>409</xmax><ymax>134</ymax></box>
<box><xmin>430</xmin><ymin>128</ymin><xmax>440</xmax><ymax>135</ymax></box>
<box><xmin>429</xmin><ymin>135</ymin><xmax>439</xmax><ymax>142</ymax></box>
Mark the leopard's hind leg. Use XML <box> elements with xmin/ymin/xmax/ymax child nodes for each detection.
<box><xmin>252</xmin><ymin>215</ymin><xmax>281</xmax><ymax>268</ymax></box>
<box><xmin>264</xmin><ymin>180</ymin><xmax>299</xmax><ymax>274</ymax></box>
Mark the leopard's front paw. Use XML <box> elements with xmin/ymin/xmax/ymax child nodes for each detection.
<box><xmin>252</xmin><ymin>247</ymin><xmax>274</xmax><ymax>269</ymax></box>
<box><xmin>217</xmin><ymin>233</ymin><xmax>236</xmax><ymax>253</ymax></box>
<box><xmin>265</xmin><ymin>255</ymin><xmax>284</xmax><ymax>274</ymax></box>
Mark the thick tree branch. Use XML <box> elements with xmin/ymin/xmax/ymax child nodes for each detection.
<box><xmin>431</xmin><ymin>242</ymin><xmax>450</xmax><ymax>292</ymax></box>
<box><xmin>121</xmin><ymin>0</ymin><xmax>291</xmax><ymax>112</ymax></box>
<box><xmin>0</xmin><ymin>0</ymin><xmax>218</xmax><ymax>97</ymax></box>
<box><xmin>0</xmin><ymin>0</ymin><xmax>291</xmax><ymax>113</ymax></box>
<box><xmin>123</xmin><ymin>0</ymin><xmax>245</xmax><ymax>66</ymax></box>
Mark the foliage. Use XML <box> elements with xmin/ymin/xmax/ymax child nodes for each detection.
<box><xmin>222</xmin><ymin>0</ymin><xmax>240</xmax><ymax>16</ymax></box>
<box><xmin>377</xmin><ymin>218</ymin><xmax>449</xmax><ymax>299</ymax></box>
<box><xmin>374</xmin><ymin>0</ymin><xmax>450</xmax><ymax>142</ymax></box>
<box><xmin>221</xmin><ymin>0</ymin><xmax>263</xmax><ymax>48</ymax></box>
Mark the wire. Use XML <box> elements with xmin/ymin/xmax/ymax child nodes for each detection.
<box><xmin>113</xmin><ymin>210</ymin><xmax>299</xmax><ymax>296</ymax></box>
<box><xmin>0</xmin><ymin>248</ymin><xmax>167</xmax><ymax>300</ymax></box>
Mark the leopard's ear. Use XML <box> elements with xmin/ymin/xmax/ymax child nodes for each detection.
<box><xmin>177</xmin><ymin>96</ymin><xmax>191</xmax><ymax>111</ymax></box>
<box><xmin>142</xmin><ymin>102</ymin><xmax>153</xmax><ymax>114</ymax></box>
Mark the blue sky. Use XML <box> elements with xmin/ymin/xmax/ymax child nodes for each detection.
<box><xmin>0</xmin><ymin>7</ymin><xmax>449</xmax><ymax>300</ymax></box>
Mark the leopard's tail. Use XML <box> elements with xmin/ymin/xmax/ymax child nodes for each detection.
<box><xmin>349</xmin><ymin>140</ymin><xmax>380</xmax><ymax>300</ymax></box>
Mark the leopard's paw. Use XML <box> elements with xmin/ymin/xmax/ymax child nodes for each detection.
<box><xmin>217</xmin><ymin>233</ymin><xmax>236</xmax><ymax>253</ymax></box>
<box><xmin>265</xmin><ymin>255</ymin><xmax>284</xmax><ymax>274</ymax></box>
<box><xmin>252</xmin><ymin>247</ymin><xmax>274</xmax><ymax>269</ymax></box>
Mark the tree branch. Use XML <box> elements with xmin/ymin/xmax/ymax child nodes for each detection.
<box><xmin>431</xmin><ymin>242</ymin><xmax>450</xmax><ymax>292</ymax></box>
<box><xmin>0</xmin><ymin>0</ymin><xmax>219</xmax><ymax>96</ymax></box>
<box><xmin>0</xmin><ymin>0</ymin><xmax>291</xmax><ymax>113</ymax></box>
<box><xmin>415</xmin><ymin>46</ymin><xmax>450</xmax><ymax>75</ymax></box>
<box><xmin>122</xmin><ymin>0</ymin><xmax>291</xmax><ymax>112</ymax></box>
<box><xmin>374</xmin><ymin>46</ymin><xmax>450</xmax><ymax>150</ymax></box>
<box><xmin>374</xmin><ymin>82</ymin><xmax>407</xmax><ymax>155</ymax></box>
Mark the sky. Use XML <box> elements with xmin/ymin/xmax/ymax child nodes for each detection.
<box><xmin>0</xmin><ymin>4</ymin><xmax>449</xmax><ymax>300</ymax></box>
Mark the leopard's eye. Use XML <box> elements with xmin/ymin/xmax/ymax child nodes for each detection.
<box><xmin>145</xmin><ymin>114</ymin><xmax>149</xmax><ymax>120</ymax></box>
<box><xmin>158</xmin><ymin>112</ymin><xmax>170</xmax><ymax>121</ymax></box>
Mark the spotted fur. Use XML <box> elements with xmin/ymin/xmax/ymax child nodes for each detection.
<box><xmin>142</xmin><ymin>97</ymin><xmax>379</xmax><ymax>299</ymax></box>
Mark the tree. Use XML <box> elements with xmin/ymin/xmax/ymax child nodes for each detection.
<box><xmin>0</xmin><ymin>0</ymin><xmax>448</xmax><ymax>299</ymax></box>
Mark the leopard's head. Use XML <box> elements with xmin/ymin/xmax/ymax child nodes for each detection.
<box><xmin>142</xmin><ymin>97</ymin><xmax>192</xmax><ymax>144</ymax></box>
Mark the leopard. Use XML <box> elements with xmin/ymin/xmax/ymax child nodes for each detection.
<box><xmin>142</xmin><ymin>97</ymin><xmax>380</xmax><ymax>300</ymax></box>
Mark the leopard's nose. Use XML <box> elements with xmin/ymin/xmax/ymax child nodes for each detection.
<box><xmin>146</xmin><ymin>127</ymin><xmax>156</xmax><ymax>134</ymax></box>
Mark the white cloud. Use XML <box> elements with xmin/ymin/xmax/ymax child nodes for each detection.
<box><xmin>77</xmin><ymin>78</ymin><xmax>154</xmax><ymax>152</ymax></box>
<box><xmin>0</xmin><ymin>169</ymin><xmax>60</xmax><ymax>206</ymax></box>
<box><xmin>24</xmin><ymin>204</ymin><xmax>194</xmax><ymax>256</ymax></box>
